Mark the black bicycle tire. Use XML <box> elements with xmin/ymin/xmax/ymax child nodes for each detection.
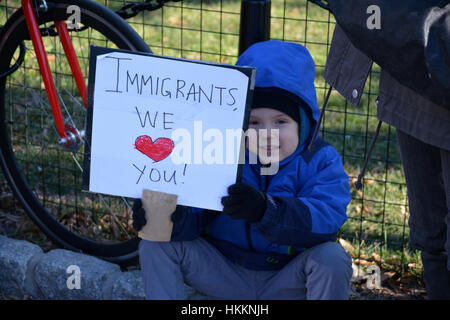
<box><xmin>0</xmin><ymin>0</ymin><xmax>151</xmax><ymax>266</ymax></box>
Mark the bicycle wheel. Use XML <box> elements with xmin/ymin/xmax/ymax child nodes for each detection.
<box><xmin>0</xmin><ymin>0</ymin><xmax>151</xmax><ymax>266</ymax></box>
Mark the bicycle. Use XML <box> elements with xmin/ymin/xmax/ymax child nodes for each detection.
<box><xmin>0</xmin><ymin>0</ymin><xmax>329</xmax><ymax>267</ymax></box>
<box><xmin>0</xmin><ymin>0</ymin><xmax>178</xmax><ymax>266</ymax></box>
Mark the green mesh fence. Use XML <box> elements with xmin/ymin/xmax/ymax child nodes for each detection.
<box><xmin>0</xmin><ymin>0</ymin><xmax>421</xmax><ymax>280</ymax></box>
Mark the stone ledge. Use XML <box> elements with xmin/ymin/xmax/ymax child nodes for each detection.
<box><xmin>0</xmin><ymin>235</ymin><xmax>43</xmax><ymax>297</ymax></box>
<box><xmin>0</xmin><ymin>235</ymin><xmax>207</xmax><ymax>300</ymax></box>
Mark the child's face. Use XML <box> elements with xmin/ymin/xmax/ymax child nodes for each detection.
<box><xmin>247</xmin><ymin>108</ymin><xmax>299</xmax><ymax>163</ymax></box>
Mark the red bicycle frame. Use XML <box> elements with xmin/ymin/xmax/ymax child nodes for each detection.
<box><xmin>21</xmin><ymin>0</ymin><xmax>87</xmax><ymax>146</ymax></box>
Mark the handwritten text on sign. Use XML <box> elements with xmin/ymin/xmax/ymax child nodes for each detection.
<box><xmin>87</xmin><ymin>50</ymin><xmax>252</xmax><ymax>211</ymax></box>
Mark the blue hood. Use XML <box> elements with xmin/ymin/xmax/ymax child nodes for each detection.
<box><xmin>236</xmin><ymin>40</ymin><xmax>321</xmax><ymax>151</ymax></box>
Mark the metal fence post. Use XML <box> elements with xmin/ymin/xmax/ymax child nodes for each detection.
<box><xmin>238</xmin><ymin>0</ymin><xmax>271</xmax><ymax>56</ymax></box>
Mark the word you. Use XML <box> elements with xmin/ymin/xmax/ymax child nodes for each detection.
<box><xmin>132</xmin><ymin>163</ymin><xmax>187</xmax><ymax>186</ymax></box>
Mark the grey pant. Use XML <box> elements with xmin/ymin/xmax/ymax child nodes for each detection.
<box><xmin>396</xmin><ymin>130</ymin><xmax>450</xmax><ymax>299</ymax></box>
<box><xmin>139</xmin><ymin>238</ymin><xmax>353</xmax><ymax>300</ymax></box>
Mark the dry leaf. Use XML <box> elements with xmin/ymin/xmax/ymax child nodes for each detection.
<box><xmin>371</xmin><ymin>252</ymin><xmax>381</xmax><ymax>261</ymax></box>
<box><xmin>338</xmin><ymin>238</ymin><xmax>355</xmax><ymax>255</ymax></box>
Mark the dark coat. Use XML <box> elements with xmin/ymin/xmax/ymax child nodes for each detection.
<box><xmin>324</xmin><ymin>1</ymin><xmax>450</xmax><ymax>150</ymax></box>
<box><xmin>327</xmin><ymin>0</ymin><xmax>450</xmax><ymax>109</ymax></box>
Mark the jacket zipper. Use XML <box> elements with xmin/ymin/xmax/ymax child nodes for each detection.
<box><xmin>245</xmin><ymin>171</ymin><xmax>270</xmax><ymax>252</ymax></box>
<box><xmin>245</xmin><ymin>222</ymin><xmax>255</xmax><ymax>251</ymax></box>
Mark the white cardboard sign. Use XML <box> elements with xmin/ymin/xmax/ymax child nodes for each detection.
<box><xmin>83</xmin><ymin>46</ymin><xmax>255</xmax><ymax>211</ymax></box>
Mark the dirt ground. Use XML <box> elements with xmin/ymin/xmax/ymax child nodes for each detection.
<box><xmin>0</xmin><ymin>180</ymin><xmax>428</xmax><ymax>300</ymax></box>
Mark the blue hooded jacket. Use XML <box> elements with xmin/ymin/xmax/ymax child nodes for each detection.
<box><xmin>170</xmin><ymin>40</ymin><xmax>351</xmax><ymax>271</ymax></box>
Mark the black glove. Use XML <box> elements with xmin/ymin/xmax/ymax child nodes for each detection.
<box><xmin>221</xmin><ymin>182</ymin><xmax>267</xmax><ymax>222</ymax></box>
<box><xmin>132</xmin><ymin>199</ymin><xmax>187</xmax><ymax>232</ymax></box>
<box><xmin>132</xmin><ymin>199</ymin><xmax>146</xmax><ymax>231</ymax></box>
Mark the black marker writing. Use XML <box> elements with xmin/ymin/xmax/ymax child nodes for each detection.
<box><xmin>163</xmin><ymin>112</ymin><xmax>174</xmax><ymax>130</ymax></box>
<box><xmin>132</xmin><ymin>163</ymin><xmax>146</xmax><ymax>184</ymax></box>
<box><xmin>135</xmin><ymin>106</ymin><xmax>174</xmax><ymax>130</ymax></box>
<box><xmin>215</xmin><ymin>86</ymin><xmax>226</xmax><ymax>106</ymax></box>
<box><xmin>199</xmin><ymin>84</ymin><xmax>213</xmax><ymax>104</ymax></box>
<box><xmin>106</xmin><ymin>68</ymin><xmax>239</xmax><ymax>108</ymax></box>
<box><xmin>127</xmin><ymin>71</ymin><xmax>139</xmax><ymax>94</ymax></box>
<box><xmin>132</xmin><ymin>164</ymin><xmax>188</xmax><ymax>186</ymax></box>
<box><xmin>105</xmin><ymin>56</ymin><xmax>131</xmax><ymax>93</ymax></box>
<box><xmin>227</xmin><ymin>88</ymin><xmax>238</xmax><ymax>106</ymax></box>
<box><xmin>176</xmin><ymin>79</ymin><xmax>186</xmax><ymax>99</ymax></box>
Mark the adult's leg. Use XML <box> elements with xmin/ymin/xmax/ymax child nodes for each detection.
<box><xmin>139</xmin><ymin>237</ymin><xmax>256</xmax><ymax>299</ymax></box>
<box><xmin>396</xmin><ymin>130</ymin><xmax>450</xmax><ymax>299</ymax></box>
<box><xmin>440</xmin><ymin>148</ymin><xmax>450</xmax><ymax>270</ymax></box>
<box><xmin>258</xmin><ymin>242</ymin><xmax>353</xmax><ymax>300</ymax></box>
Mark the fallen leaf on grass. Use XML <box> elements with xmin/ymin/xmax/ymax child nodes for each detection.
<box><xmin>338</xmin><ymin>238</ymin><xmax>355</xmax><ymax>255</ymax></box>
<box><xmin>353</xmin><ymin>259</ymin><xmax>371</xmax><ymax>266</ymax></box>
<box><xmin>371</xmin><ymin>252</ymin><xmax>381</xmax><ymax>262</ymax></box>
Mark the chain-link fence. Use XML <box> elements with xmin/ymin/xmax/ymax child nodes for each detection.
<box><xmin>0</xmin><ymin>0</ymin><xmax>421</xmax><ymax>283</ymax></box>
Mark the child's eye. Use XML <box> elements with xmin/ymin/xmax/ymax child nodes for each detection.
<box><xmin>249</xmin><ymin>120</ymin><xmax>259</xmax><ymax>126</ymax></box>
<box><xmin>275</xmin><ymin>119</ymin><xmax>287</xmax><ymax>125</ymax></box>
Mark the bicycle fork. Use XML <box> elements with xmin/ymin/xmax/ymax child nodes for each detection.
<box><xmin>21</xmin><ymin>0</ymin><xmax>86</xmax><ymax>151</ymax></box>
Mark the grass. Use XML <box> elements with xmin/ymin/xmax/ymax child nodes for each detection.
<box><xmin>0</xmin><ymin>0</ymin><xmax>423</xmax><ymax>285</ymax></box>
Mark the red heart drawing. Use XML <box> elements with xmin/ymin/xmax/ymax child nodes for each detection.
<box><xmin>134</xmin><ymin>135</ymin><xmax>174</xmax><ymax>162</ymax></box>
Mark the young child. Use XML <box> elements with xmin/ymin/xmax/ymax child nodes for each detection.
<box><xmin>133</xmin><ymin>40</ymin><xmax>353</xmax><ymax>300</ymax></box>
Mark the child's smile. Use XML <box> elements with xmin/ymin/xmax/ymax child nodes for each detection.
<box><xmin>247</xmin><ymin>108</ymin><xmax>300</xmax><ymax>163</ymax></box>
